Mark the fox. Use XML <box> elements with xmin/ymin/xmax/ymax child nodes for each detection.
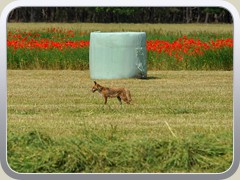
<box><xmin>92</xmin><ymin>81</ymin><xmax>132</xmax><ymax>105</ymax></box>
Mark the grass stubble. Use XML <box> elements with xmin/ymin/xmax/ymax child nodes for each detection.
<box><xmin>7</xmin><ymin>23</ymin><xmax>233</xmax><ymax>34</ymax></box>
<box><xmin>7</xmin><ymin>70</ymin><xmax>233</xmax><ymax>173</ymax></box>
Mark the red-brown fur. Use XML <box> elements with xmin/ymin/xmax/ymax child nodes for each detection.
<box><xmin>92</xmin><ymin>81</ymin><xmax>132</xmax><ymax>104</ymax></box>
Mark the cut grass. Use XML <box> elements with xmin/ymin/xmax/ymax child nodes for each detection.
<box><xmin>8</xmin><ymin>130</ymin><xmax>232</xmax><ymax>173</ymax></box>
<box><xmin>7</xmin><ymin>70</ymin><xmax>233</xmax><ymax>173</ymax></box>
<box><xmin>7</xmin><ymin>23</ymin><xmax>233</xmax><ymax>35</ymax></box>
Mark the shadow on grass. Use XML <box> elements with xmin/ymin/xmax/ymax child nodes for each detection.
<box><xmin>140</xmin><ymin>76</ymin><xmax>160</xmax><ymax>80</ymax></box>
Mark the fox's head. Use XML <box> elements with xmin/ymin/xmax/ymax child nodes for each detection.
<box><xmin>92</xmin><ymin>81</ymin><xmax>101</xmax><ymax>93</ymax></box>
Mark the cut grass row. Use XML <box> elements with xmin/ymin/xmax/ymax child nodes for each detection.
<box><xmin>8</xmin><ymin>130</ymin><xmax>232</xmax><ymax>173</ymax></box>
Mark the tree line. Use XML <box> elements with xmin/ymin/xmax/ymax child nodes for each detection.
<box><xmin>8</xmin><ymin>7</ymin><xmax>232</xmax><ymax>24</ymax></box>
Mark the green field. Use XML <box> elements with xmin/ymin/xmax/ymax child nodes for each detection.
<box><xmin>7</xmin><ymin>70</ymin><xmax>233</xmax><ymax>173</ymax></box>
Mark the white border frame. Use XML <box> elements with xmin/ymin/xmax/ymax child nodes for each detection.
<box><xmin>0</xmin><ymin>0</ymin><xmax>239</xmax><ymax>179</ymax></box>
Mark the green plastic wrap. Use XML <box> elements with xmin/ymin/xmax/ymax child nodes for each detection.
<box><xmin>89</xmin><ymin>32</ymin><xmax>147</xmax><ymax>79</ymax></box>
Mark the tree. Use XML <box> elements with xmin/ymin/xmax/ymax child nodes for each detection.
<box><xmin>7</xmin><ymin>7</ymin><xmax>232</xmax><ymax>24</ymax></box>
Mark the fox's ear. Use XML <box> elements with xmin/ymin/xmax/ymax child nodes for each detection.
<box><xmin>94</xmin><ymin>81</ymin><xmax>97</xmax><ymax>85</ymax></box>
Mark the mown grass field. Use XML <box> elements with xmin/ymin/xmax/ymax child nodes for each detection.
<box><xmin>7</xmin><ymin>23</ymin><xmax>233</xmax><ymax>34</ymax></box>
<box><xmin>7</xmin><ymin>70</ymin><xmax>233</xmax><ymax>173</ymax></box>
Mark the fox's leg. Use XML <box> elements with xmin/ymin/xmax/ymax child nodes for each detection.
<box><xmin>104</xmin><ymin>96</ymin><xmax>108</xmax><ymax>104</ymax></box>
<box><xmin>125</xmin><ymin>100</ymin><xmax>130</xmax><ymax>104</ymax></box>
<box><xmin>121</xmin><ymin>96</ymin><xmax>130</xmax><ymax>104</ymax></box>
<box><xmin>117</xmin><ymin>96</ymin><xmax>122</xmax><ymax>104</ymax></box>
<box><xmin>126</xmin><ymin>90</ymin><xmax>132</xmax><ymax>103</ymax></box>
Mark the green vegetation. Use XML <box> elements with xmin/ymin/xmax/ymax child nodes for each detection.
<box><xmin>7</xmin><ymin>23</ymin><xmax>233</xmax><ymax>70</ymax></box>
<box><xmin>9</xmin><ymin>7</ymin><xmax>232</xmax><ymax>24</ymax></box>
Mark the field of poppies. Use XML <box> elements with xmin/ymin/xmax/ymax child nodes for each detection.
<box><xmin>7</xmin><ymin>24</ymin><xmax>233</xmax><ymax>70</ymax></box>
